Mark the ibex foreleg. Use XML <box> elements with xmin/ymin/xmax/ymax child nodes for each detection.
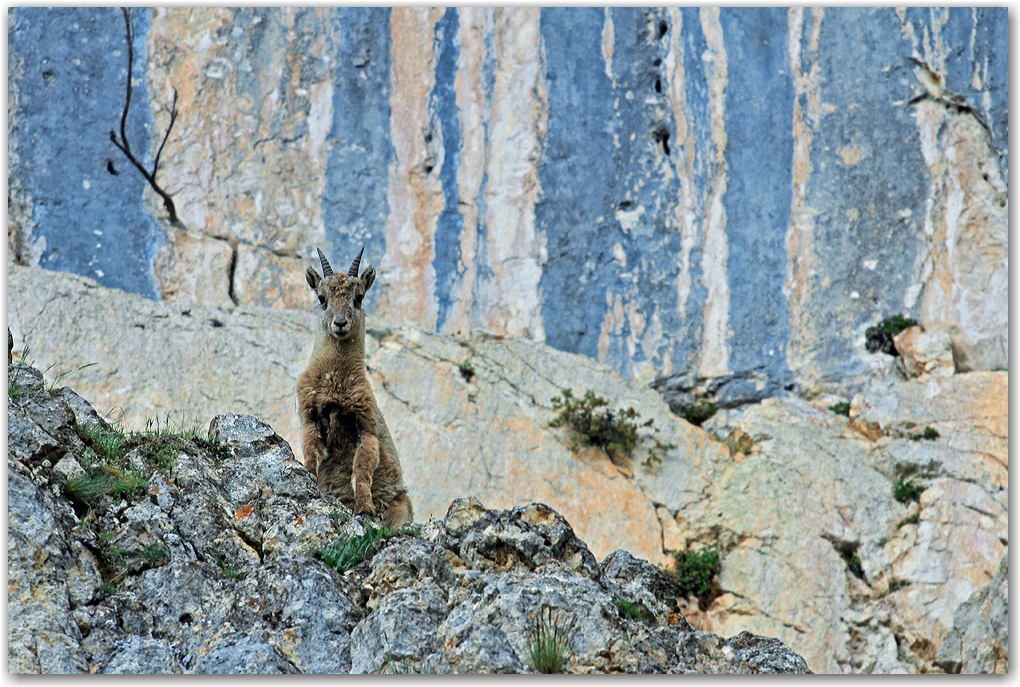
<box><xmin>351</xmin><ymin>433</ymin><xmax>380</xmax><ymax>515</ymax></box>
<box><xmin>301</xmin><ymin>421</ymin><xmax>326</xmax><ymax>478</ymax></box>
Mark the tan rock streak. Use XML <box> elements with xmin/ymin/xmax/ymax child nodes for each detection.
<box><xmin>664</xmin><ymin>7</ymin><xmax>699</xmax><ymax>328</ymax></box>
<box><xmin>376</xmin><ymin>7</ymin><xmax>445</xmax><ymax>329</ymax></box>
<box><xmin>783</xmin><ymin>7</ymin><xmax>824</xmax><ymax>385</ymax></box>
<box><xmin>696</xmin><ymin>8</ymin><xmax>730</xmax><ymax>379</ymax></box>
<box><xmin>476</xmin><ymin>8</ymin><xmax>547</xmax><ymax>340</ymax></box>
<box><xmin>145</xmin><ymin>8</ymin><xmax>335</xmax><ymax>309</ymax></box>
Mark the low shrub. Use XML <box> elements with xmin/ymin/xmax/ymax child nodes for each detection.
<box><xmin>663</xmin><ymin>547</ymin><xmax>722</xmax><ymax>607</ymax></box>
<box><xmin>888</xmin><ymin>578</ymin><xmax>911</xmax><ymax>593</ymax></box>
<box><xmin>865</xmin><ymin>314</ymin><xmax>918</xmax><ymax>355</ymax></box>
<box><xmin>680</xmin><ymin>400</ymin><xmax>717</xmax><ymax>427</ymax></box>
<box><xmin>549</xmin><ymin>388</ymin><xmax>675</xmax><ymax>468</ymax></box>
<box><xmin>828</xmin><ymin>401</ymin><xmax>851</xmax><ymax>417</ymax></box>
<box><xmin>893</xmin><ymin>478</ymin><xmax>924</xmax><ymax>503</ymax></box>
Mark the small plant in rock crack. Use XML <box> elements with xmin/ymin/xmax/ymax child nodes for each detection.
<box><xmin>828</xmin><ymin>401</ymin><xmax>851</xmax><ymax>417</ymax></box>
<box><xmin>217</xmin><ymin>558</ymin><xmax>249</xmax><ymax>581</ymax></box>
<box><xmin>887</xmin><ymin>578</ymin><xmax>911</xmax><ymax>593</ymax></box>
<box><xmin>617</xmin><ymin>598</ymin><xmax>644</xmax><ymax>621</ymax></box>
<box><xmin>865</xmin><ymin>314</ymin><xmax>918</xmax><ymax>356</ymax></box>
<box><xmin>663</xmin><ymin>547</ymin><xmax>722</xmax><ymax>609</ymax></box>
<box><xmin>680</xmin><ymin>400</ymin><xmax>718</xmax><ymax>427</ymax></box>
<box><xmin>897</xmin><ymin>513</ymin><xmax>921</xmax><ymax>529</ymax></box>
<box><xmin>893</xmin><ymin>478</ymin><xmax>924</xmax><ymax>503</ymax></box>
<box><xmin>549</xmin><ymin>388</ymin><xmax>676</xmax><ymax>468</ymax></box>
<box><xmin>527</xmin><ymin>607</ymin><xmax>574</xmax><ymax>674</ymax></box>
<box><xmin>138</xmin><ymin>544</ymin><xmax>171</xmax><ymax>566</ymax></box>
<box><xmin>314</xmin><ymin>524</ymin><xmax>401</xmax><ymax>572</ymax></box>
<box><xmin>458</xmin><ymin>359</ymin><xmax>476</xmax><ymax>381</ymax></box>
<box><xmin>910</xmin><ymin>426</ymin><xmax>940</xmax><ymax>441</ymax></box>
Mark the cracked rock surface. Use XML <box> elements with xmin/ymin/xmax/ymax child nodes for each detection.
<box><xmin>7</xmin><ymin>371</ymin><xmax>810</xmax><ymax>674</ymax></box>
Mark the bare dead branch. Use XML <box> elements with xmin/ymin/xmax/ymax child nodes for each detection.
<box><xmin>109</xmin><ymin>7</ymin><xmax>181</xmax><ymax>226</ymax></box>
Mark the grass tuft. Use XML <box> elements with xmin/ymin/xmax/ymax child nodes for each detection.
<box><xmin>527</xmin><ymin>607</ymin><xmax>573</xmax><ymax>674</ymax></box>
<box><xmin>897</xmin><ymin>513</ymin><xmax>921</xmax><ymax>529</ymax></box>
<box><xmin>314</xmin><ymin>525</ymin><xmax>400</xmax><ymax>572</ymax></box>
<box><xmin>828</xmin><ymin>401</ymin><xmax>851</xmax><ymax>417</ymax></box>
<box><xmin>617</xmin><ymin>598</ymin><xmax>643</xmax><ymax>621</ymax></box>
<box><xmin>458</xmin><ymin>359</ymin><xmax>476</xmax><ymax>381</ymax></box>
<box><xmin>65</xmin><ymin>466</ymin><xmax>147</xmax><ymax>511</ymax></box>
<box><xmin>217</xmin><ymin>558</ymin><xmax>249</xmax><ymax>581</ymax></box>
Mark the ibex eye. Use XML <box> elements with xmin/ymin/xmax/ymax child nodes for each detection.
<box><xmin>317</xmin><ymin>294</ymin><xmax>326</xmax><ymax>307</ymax></box>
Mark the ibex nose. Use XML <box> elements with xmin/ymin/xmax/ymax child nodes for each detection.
<box><xmin>331</xmin><ymin>317</ymin><xmax>351</xmax><ymax>336</ymax></box>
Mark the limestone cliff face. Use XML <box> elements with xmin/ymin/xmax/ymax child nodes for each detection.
<box><xmin>8</xmin><ymin>7</ymin><xmax>1008</xmax><ymax>402</ymax></box>
<box><xmin>8</xmin><ymin>263</ymin><xmax>1008</xmax><ymax>673</ymax></box>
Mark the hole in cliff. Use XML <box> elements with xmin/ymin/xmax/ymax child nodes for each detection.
<box><xmin>209</xmin><ymin>318</ymin><xmax>224</xmax><ymax>328</ymax></box>
<box><xmin>653</xmin><ymin>58</ymin><xmax>662</xmax><ymax>67</ymax></box>
<box><xmin>655</xmin><ymin>78</ymin><xmax>662</xmax><ymax>93</ymax></box>
<box><xmin>826</xmin><ymin>537</ymin><xmax>865</xmax><ymax>581</ymax></box>
<box><xmin>657</xmin><ymin>20</ymin><xmax>669</xmax><ymax>39</ymax></box>
<box><xmin>619</xmin><ymin>200</ymin><xmax>633</xmax><ymax>210</ymax></box>
<box><xmin>179</xmin><ymin>613</ymin><xmax>193</xmax><ymax>624</ymax></box>
<box><xmin>652</xmin><ymin>125</ymin><xmax>671</xmax><ymax>156</ymax></box>
<box><xmin>424</xmin><ymin>164</ymin><xmax>434</xmax><ymax>174</ymax></box>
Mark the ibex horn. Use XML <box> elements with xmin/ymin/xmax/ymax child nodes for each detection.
<box><xmin>348</xmin><ymin>246</ymin><xmax>365</xmax><ymax>277</ymax></box>
<box><xmin>317</xmin><ymin>248</ymin><xmax>334</xmax><ymax>278</ymax></box>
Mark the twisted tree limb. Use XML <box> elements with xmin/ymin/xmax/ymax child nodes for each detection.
<box><xmin>109</xmin><ymin>7</ymin><xmax>181</xmax><ymax>226</ymax></box>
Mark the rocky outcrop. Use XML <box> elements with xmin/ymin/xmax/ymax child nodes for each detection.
<box><xmin>8</xmin><ymin>8</ymin><xmax>1008</xmax><ymax>399</ymax></box>
<box><xmin>8</xmin><ymin>375</ymin><xmax>810</xmax><ymax>674</ymax></box>
<box><xmin>935</xmin><ymin>555</ymin><xmax>1008</xmax><ymax>674</ymax></box>
<box><xmin>8</xmin><ymin>263</ymin><xmax>1008</xmax><ymax>673</ymax></box>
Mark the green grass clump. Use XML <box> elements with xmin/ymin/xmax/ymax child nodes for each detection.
<box><xmin>314</xmin><ymin>525</ymin><xmax>400</xmax><ymax>572</ymax></box>
<box><xmin>897</xmin><ymin>513</ymin><xmax>921</xmax><ymax>529</ymax></box>
<box><xmin>865</xmin><ymin>314</ymin><xmax>918</xmax><ymax>355</ymax></box>
<box><xmin>65</xmin><ymin>466</ymin><xmax>147</xmax><ymax>510</ymax></box>
<box><xmin>888</xmin><ymin>578</ymin><xmax>911</xmax><ymax>593</ymax></box>
<box><xmin>893</xmin><ymin>478</ymin><xmax>924</xmax><ymax>503</ymax></box>
<box><xmin>527</xmin><ymin>608</ymin><xmax>573</xmax><ymax>674</ymax></box>
<box><xmin>911</xmin><ymin>426</ymin><xmax>940</xmax><ymax>441</ymax></box>
<box><xmin>549</xmin><ymin>388</ymin><xmax>675</xmax><ymax>468</ymax></box>
<box><xmin>138</xmin><ymin>545</ymin><xmax>170</xmax><ymax>566</ymax></box>
<box><xmin>680</xmin><ymin>400</ymin><xmax>717</xmax><ymax>427</ymax></box>
<box><xmin>217</xmin><ymin>558</ymin><xmax>249</xmax><ymax>581</ymax></box>
<box><xmin>829</xmin><ymin>401</ymin><xmax>851</xmax><ymax>417</ymax></box>
<box><xmin>664</xmin><ymin>548</ymin><xmax>721</xmax><ymax>606</ymax></box>
<box><xmin>617</xmin><ymin>598</ymin><xmax>643</xmax><ymax>621</ymax></box>
<box><xmin>458</xmin><ymin>359</ymin><xmax>476</xmax><ymax>380</ymax></box>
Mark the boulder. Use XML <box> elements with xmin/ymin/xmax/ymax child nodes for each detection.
<box><xmin>893</xmin><ymin>325</ymin><xmax>955</xmax><ymax>379</ymax></box>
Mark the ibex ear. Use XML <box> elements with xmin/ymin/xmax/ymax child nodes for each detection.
<box><xmin>305</xmin><ymin>266</ymin><xmax>321</xmax><ymax>290</ymax></box>
<box><xmin>361</xmin><ymin>265</ymin><xmax>377</xmax><ymax>292</ymax></box>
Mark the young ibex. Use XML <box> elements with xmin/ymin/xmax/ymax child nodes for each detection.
<box><xmin>297</xmin><ymin>247</ymin><xmax>413</xmax><ymax>527</ymax></box>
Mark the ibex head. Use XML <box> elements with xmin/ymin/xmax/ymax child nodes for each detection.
<box><xmin>306</xmin><ymin>247</ymin><xmax>377</xmax><ymax>340</ymax></box>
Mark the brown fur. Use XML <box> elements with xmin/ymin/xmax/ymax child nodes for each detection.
<box><xmin>296</xmin><ymin>250</ymin><xmax>413</xmax><ymax>528</ymax></box>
